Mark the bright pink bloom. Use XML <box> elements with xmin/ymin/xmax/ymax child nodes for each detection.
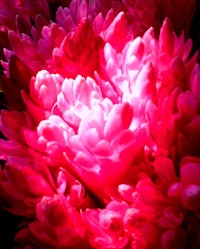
<box><xmin>26</xmin><ymin>194</ymin><xmax>90</xmax><ymax>249</ymax></box>
<box><xmin>0</xmin><ymin>0</ymin><xmax>200</xmax><ymax>248</ymax></box>
<box><xmin>27</xmin><ymin>72</ymin><xmax>147</xmax><ymax>200</ymax></box>
<box><xmin>83</xmin><ymin>201</ymin><xmax>129</xmax><ymax>249</ymax></box>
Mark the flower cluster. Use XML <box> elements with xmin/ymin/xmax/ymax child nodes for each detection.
<box><xmin>0</xmin><ymin>0</ymin><xmax>200</xmax><ymax>248</ymax></box>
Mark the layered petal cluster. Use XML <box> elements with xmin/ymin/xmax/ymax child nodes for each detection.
<box><xmin>15</xmin><ymin>70</ymin><xmax>147</xmax><ymax>201</ymax></box>
<box><xmin>0</xmin><ymin>0</ymin><xmax>200</xmax><ymax>248</ymax></box>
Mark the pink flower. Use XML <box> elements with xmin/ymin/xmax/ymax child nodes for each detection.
<box><xmin>0</xmin><ymin>0</ymin><xmax>50</xmax><ymax>32</ymax></box>
<box><xmin>0</xmin><ymin>158</ymin><xmax>56</xmax><ymax>217</ymax></box>
<box><xmin>0</xmin><ymin>0</ymin><xmax>200</xmax><ymax>248</ymax></box>
<box><xmin>180</xmin><ymin>157</ymin><xmax>200</xmax><ymax>211</ymax></box>
<box><xmin>29</xmin><ymin>72</ymin><xmax>147</xmax><ymax>200</ymax></box>
<box><xmin>83</xmin><ymin>201</ymin><xmax>129</xmax><ymax>249</ymax></box>
<box><xmin>16</xmin><ymin>194</ymin><xmax>91</xmax><ymax>249</ymax></box>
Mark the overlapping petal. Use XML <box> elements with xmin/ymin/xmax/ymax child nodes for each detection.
<box><xmin>0</xmin><ymin>0</ymin><xmax>200</xmax><ymax>248</ymax></box>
